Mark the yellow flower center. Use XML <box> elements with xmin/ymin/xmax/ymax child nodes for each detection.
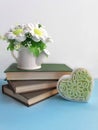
<box><xmin>34</xmin><ymin>28</ymin><xmax>43</xmax><ymax>36</ymax></box>
<box><xmin>13</xmin><ymin>29</ymin><xmax>23</xmax><ymax>36</ymax></box>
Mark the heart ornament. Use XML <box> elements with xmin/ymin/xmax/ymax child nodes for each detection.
<box><xmin>57</xmin><ymin>68</ymin><xmax>93</xmax><ymax>102</ymax></box>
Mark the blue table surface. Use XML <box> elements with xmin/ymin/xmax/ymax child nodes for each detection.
<box><xmin>0</xmin><ymin>79</ymin><xmax>98</xmax><ymax>130</ymax></box>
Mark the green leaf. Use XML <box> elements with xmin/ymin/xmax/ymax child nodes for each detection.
<box><xmin>39</xmin><ymin>41</ymin><xmax>47</xmax><ymax>50</ymax></box>
<box><xmin>7</xmin><ymin>40</ymin><xmax>15</xmax><ymax>51</ymax></box>
<box><xmin>30</xmin><ymin>40</ymin><xmax>47</xmax><ymax>56</ymax></box>
<box><xmin>38</xmin><ymin>24</ymin><xmax>42</xmax><ymax>28</ymax></box>
<box><xmin>29</xmin><ymin>46</ymin><xmax>40</xmax><ymax>57</ymax></box>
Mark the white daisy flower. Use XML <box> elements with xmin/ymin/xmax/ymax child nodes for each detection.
<box><xmin>5</xmin><ymin>32</ymin><xmax>16</xmax><ymax>40</ymax></box>
<box><xmin>30</xmin><ymin>23</ymin><xmax>48</xmax><ymax>43</ymax></box>
<box><xmin>15</xmin><ymin>35</ymin><xmax>26</xmax><ymax>42</ymax></box>
<box><xmin>32</xmin><ymin>35</ymin><xmax>40</xmax><ymax>42</ymax></box>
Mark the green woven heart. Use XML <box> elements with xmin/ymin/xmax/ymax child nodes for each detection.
<box><xmin>57</xmin><ymin>68</ymin><xmax>93</xmax><ymax>102</ymax></box>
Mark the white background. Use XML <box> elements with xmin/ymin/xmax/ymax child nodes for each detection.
<box><xmin>0</xmin><ymin>0</ymin><xmax>98</xmax><ymax>79</ymax></box>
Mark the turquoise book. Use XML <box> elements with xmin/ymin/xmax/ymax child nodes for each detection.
<box><xmin>5</xmin><ymin>63</ymin><xmax>73</xmax><ymax>80</ymax></box>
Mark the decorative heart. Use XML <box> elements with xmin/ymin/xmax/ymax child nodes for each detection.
<box><xmin>57</xmin><ymin>68</ymin><xmax>93</xmax><ymax>102</ymax></box>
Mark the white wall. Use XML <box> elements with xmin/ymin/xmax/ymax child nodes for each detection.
<box><xmin>0</xmin><ymin>0</ymin><xmax>98</xmax><ymax>79</ymax></box>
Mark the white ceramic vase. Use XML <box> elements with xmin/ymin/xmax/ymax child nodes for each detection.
<box><xmin>11</xmin><ymin>47</ymin><xmax>50</xmax><ymax>70</ymax></box>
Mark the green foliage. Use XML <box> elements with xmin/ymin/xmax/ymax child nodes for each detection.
<box><xmin>7</xmin><ymin>38</ymin><xmax>47</xmax><ymax>57</ymax></box>
<box><xmin>7</xmin><ymin>40</ymin><xmax>15</xmax><ymax>51</ymax></box>
<box><xmin>38</xmin><ymin>24</ymin><xmax>42</xmax><ymax>28</ymax></box>
<box><xmin>29</xmin><ymin>40</ymin><xmax>47</xmax><ymax>57</ymax></box>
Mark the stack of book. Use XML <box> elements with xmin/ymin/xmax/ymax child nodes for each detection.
<box><xmin>2</xmin><ymin>63</ymin><xmax>72</xmax><ymax>106</ymax></box>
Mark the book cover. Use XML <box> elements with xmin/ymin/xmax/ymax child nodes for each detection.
<box><xmin>2</xmin><ymin>84</ymin><xmax>58</xmax><ymax>106</ymax></box>
<box><xmin>5</xmin><ymin>63</ymin><xmax>73</xmax><ymax>80</ymax></box>
<box><xmin>8</xmin><ymin>80</ymin><xmax>57</xmax><ymax>93</ymax></box>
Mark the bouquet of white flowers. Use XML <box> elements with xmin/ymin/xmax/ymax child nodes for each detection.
<box><xmin>2</xmin><ymin>23</ymin><xmax>53</xmax><ymax>57</ymax></box>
